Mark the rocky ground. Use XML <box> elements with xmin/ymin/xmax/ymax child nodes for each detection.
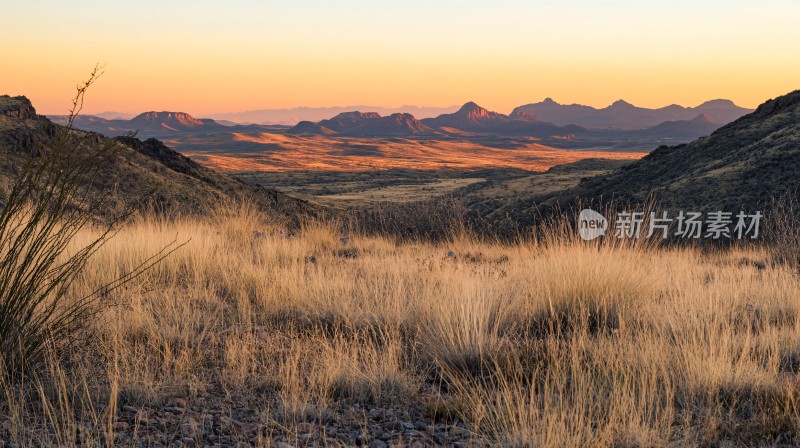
<box><xmin>0</xmin><ymin>384</ymin><xmax>482</xmax><ymax>447</ymax></box>
<box><xmin>107</xmin><ymin>392</ymin><xmax>479</xmax><ymax>448</ymax></box>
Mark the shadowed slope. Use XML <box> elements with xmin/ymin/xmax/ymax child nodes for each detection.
<box><xmin>0</xmin><ymin>95</ymin><xmax>310</xmax><ymax>219</ymax></box>
<box><xmin>574</xmin><ymin>90</ymin><xmax>800</xmax><ymax>211</ymax></box>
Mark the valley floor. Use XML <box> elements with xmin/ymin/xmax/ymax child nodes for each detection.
<box><xmin>2</xmin><ymin>204</ymin><xmax>800</xmax><ymax>447</ymax></box>
<box><xmin>176</xmin><ymin>133</ymin><xmax>645</xmax><ymax>173</ymax></box>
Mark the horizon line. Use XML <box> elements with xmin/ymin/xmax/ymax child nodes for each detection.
<box><xmin>35</xmin><ymin>96</ymin><xmax>756</xmax><ymax>119</ymax></box>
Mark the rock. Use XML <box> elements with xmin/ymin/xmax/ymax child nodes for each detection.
<box><xmin>0</xmin><ymin>96</ymin><xmax>37</xmax><ymax>120</ymax></box>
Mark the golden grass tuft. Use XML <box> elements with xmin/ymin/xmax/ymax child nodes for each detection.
<box><xmin>2</xmin><ymin>201</ymin><xmax>799</xmax><ymax>446</ymax></box>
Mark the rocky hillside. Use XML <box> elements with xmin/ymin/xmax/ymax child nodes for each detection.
<box><xmin>0</xmin><ymin>95</ymin><xmax>310</xmax><ymax>221</ymax></box>
<box><xmin>574</xmin><ymin>90</ymin><xmax>800</xmax><ymax>211</ymax></box>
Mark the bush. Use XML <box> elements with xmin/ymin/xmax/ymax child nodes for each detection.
<box><xmin>0</xmin><ymin>68</ymin><xmax>175</xmax><ymax>378</ymax></box>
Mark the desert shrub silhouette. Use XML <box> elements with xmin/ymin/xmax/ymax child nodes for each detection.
<box><xmin>0</xmin><ymin>68</ymin><xmax>176</xmax><ymax>378</ymax></box>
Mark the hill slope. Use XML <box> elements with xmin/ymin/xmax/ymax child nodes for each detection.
<box><xmin>0</xmin><ymin>95</ymin><xmax>309</xmax><ymax>220</ymax></box>
<box><xmin>340</xmin><ymin>113</ymin><xmax>433</xmax><ymax>136</ymax></box>
<box><xmin>636</xmin><ymin>114</ymin><xmax>720</xmax><ymax>140</ymax></box>
<box><xmin>285</xmin><ymin>111</ymin><xmax>436</xmax><ymax>137</ymax></box>
<box><xmin>575</xmin><ymin>90</ymin><xmax>800</xmax><ymax>211</ymax></box>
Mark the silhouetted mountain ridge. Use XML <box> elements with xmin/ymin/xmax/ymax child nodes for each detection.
<box><xmin>512</xmin><ymin>98</ymin><xmax>752</xmax><ymax>129</ymax></box>
<box><xmin>54</xmin><ymin>98</ymin><xmax>748</xmax><ymax>143</ymax></box>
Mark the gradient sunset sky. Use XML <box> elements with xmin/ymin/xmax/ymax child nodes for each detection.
<box><xmin>4</xmin><ymin>0</ymin><xmax>799</xmax><ymax>116</ymax></box>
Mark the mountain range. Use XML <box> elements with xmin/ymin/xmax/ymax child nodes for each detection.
<box><xmin>49</xmin><ymin>112</ymin><xmax>284</xmax><ymax>139</ymax></box>
<box><xmin>511</xmin><ymin>98</ymin><xmax>752</xmax><ymax>130</ymax></box>
<box><xmin>206</xmin><ymin>105</ymin><xmax>462</xmax><ymax>125</ymax></box>
<box><xmin>284</xmin><ymin>101</ymin><xmax>730</xmax><ymax>141</ymax></box>
<box><xmin>51</xmin><ymin>97</ymin><xmax>752</xmax><ymax>142</ymax></box>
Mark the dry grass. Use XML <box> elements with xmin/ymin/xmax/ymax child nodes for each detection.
<box><xmin>2</xmin><ymin>201</ymin><xmax>799</xmax><ymax>446</ymax></box>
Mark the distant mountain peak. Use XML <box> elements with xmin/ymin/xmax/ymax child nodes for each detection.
<box><xmin>609</xmin><ymin>99</ymin><xmax>634</xmax><ymax>109</ymax></box>
<box><xmin>457</xmin><ymin>102</ymin><xmax>493</xmax><ymax>118</ymax></box>
<box><xmin>456</xmin><ymin>102</ymin><xmax>503</xmax><ymax>120</ymax></box>
<box><xmin>542</xmin><ymin>97</ymin><xmax>557</xmax><ymax>104</ymax></box>
<box><xmin>132</xmin><ymin>111</ymin><xmax>205</xmax><ymax>127</ymax></box>
<box><xmin>420</xmin><ymin>101</ymin><xmax>508</xmax><ymax>131</ymax></box>
<box><xmin>692</xmin><ymin>113</ymin><xmax>716</xmax><ymax>123</ymax></box>
<box><xmin>697</xmin><ymin>99</ymin><xmax>737</xmax><ymax>108</ymax></box>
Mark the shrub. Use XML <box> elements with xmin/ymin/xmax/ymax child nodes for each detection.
<box><xmin>0</xmin><ymin>68</ymin><xmax>175</xmax><ymax>378</ymax></box>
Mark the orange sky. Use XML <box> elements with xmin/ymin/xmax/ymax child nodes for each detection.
<box><xmin>4</xmin><ymin>1</ymin><xmax>799</xmax><ymax>116</ymax></box>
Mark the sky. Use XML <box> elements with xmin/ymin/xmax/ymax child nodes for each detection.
<box><xmin>3</xmin><ymin>0</ymin><xmax>800</xmax><ymax>116</ymax></box>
